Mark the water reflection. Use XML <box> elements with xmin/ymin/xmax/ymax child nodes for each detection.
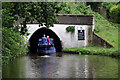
<box><xmin>84</xmin><ymin>55</ymin><xmax>89</xmax><ymax>78</ymax></box>
<box><xmin>0</xmin><ymin>67</ymin><xmax>1</xmax><ymax>79</ymax></box>
<box><xmin>2</xmin><ymin>53</ymin><xmax>118</xmax><ymax>78</ymax></box>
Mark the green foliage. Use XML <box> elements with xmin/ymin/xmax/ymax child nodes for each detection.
<box><xmin>87</xmin><ymin>2</ymin><xmax>102</xmax><ymax>10</ymax></box>
<box><xmin>66</xmin><ymin>26</ymin><xmax>75</xmax><ymax>33</ymax></box>
<box><xmin>110</xmin><ymin>4</ymin><xmax>120</xmax><ymax>23</ymax></box>
<box><xmin>101</xmin><ymin>2</ymin><xmax>116</xmax><ymax>19</ymax></box>
<box><xmin>2</xmin><ymin>27</ymin><xmax>28</xmax><ymax>64</ymax></box>
<box><xmin>59</xmin><ymin>2</ymin><xmax>91</xmax><ymax>14</ymax></box>
<box><xmin>2</xmin><ymin>3</ymin><xmax>16</xmax><ymax>28</ymax></box>
<box><xmin>2</xmin><ymin>2</ymin><xmax>61</xmax><ymax>35</ymax></box>
<box><xmin>63</xmin><ymin>46</ymin><xmax>119</xmax><ymax>57</ymax></box>
<box><xmin>102</xmin><ymin>2</ymin><xmax>116</xmax><ymax>10</ymax></box>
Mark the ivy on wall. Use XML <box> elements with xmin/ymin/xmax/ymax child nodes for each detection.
<box><xmin>66</xmin><ymin>26</ymin><xmax>75</xmax><ymax>33</ymax></box>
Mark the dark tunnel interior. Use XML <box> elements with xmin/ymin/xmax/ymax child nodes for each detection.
<box><xmin>29</xmin><ymin>27</ymin><xmax>62</xmax><ymax>53</ymax></box>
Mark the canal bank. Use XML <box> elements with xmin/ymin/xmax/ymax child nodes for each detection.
<box><xmin>63</xmin><ymin>46</ymin><xmax>119</xmax><ymax>58</ymax></box>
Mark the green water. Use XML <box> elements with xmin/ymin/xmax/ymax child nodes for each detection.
<box><xmin>2</xmin><ymin>53</ymin><xmax>119</xmax><ymax>78</ymax></box>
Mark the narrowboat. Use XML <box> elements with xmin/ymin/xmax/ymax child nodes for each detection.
<box><xmin>37</xmin><ymin>38</ymin><xmax>56</xmax><ymax>55</ymax></box>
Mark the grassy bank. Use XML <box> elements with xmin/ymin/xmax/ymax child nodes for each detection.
<box><xmin>92</xmin><ymin>12</ymin><xmax>119</xmax><ymax>48</ymax></box>
<box><xmin>63</xmin><ymin>46</ymin><xmax>119</xmax><ymax>57</ymax></box>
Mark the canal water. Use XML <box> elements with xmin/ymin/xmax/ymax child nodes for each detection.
<box><xmin>2</xmin><ymin>53</ymin><xmax>118</xmax><ymax>78</ymax></box>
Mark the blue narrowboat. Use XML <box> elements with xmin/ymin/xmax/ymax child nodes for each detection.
<box><xmin>37</xmin><ymin>38</ymin><xmax>56</xmax><ymax>55</ymax></box>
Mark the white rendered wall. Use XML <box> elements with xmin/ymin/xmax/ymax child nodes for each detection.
<box><xmin>52</xmin><ymin>24</ymin><xmax>91</xmax><ymax>48</ymax></box>
<box><xmin>26</xmin><ymin>24</ymin><xmax>92</xmax><ymax>49</ymax></box>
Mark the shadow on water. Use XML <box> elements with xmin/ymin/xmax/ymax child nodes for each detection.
<box><xmin>2</xmin><ymin>52</ymin><xmax>119</xmax><ymax>78</ymax></box>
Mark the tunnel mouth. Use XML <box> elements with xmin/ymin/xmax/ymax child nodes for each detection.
<box><xmin>29</xmin><ymin>27</ymin><xmax>62</xmax><ymax>53</ymax></box>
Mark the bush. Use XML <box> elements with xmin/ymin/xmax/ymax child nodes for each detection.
<box><xmin>66</xmin><ymin>26</ymin><xmax>75</xmax><ymax>33</ymax></box>
<box><xmin>110</xmin><ymin>4</ymin><xmax>120</xmax><ymax>23</ymax></box>
<box><xmin>63</xmin><ymin>46</ymin><xmax>119</xmax><ymax>57</ymax></box>
<box><xmin>2</xmin><ymin>27</ymin><xmax>28</xmax><ymax>64</ymax></box>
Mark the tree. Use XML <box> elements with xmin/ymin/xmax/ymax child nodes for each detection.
<box><xmin>101</xmin><ymin>2</ymin><xmax>116</xmax><ymax>19</ymax></box>
<box><xmin>86</xmin><ymin>2</ymin><xmax>102</xmax><ymax>11</ymax></box>
<box><xmin>110</xmin><ymin>4</ymin><xmax>120</xmax><ymax>23</ymax></box>
<box><xmin>2</xmin><ymin>2</ymin><xmax>61</xmax><ymax>35</ymax></box>
<box><xmin>58</xmin><ymin>2</ymin><xmax>91</xmax><ymax>14</ymax></box>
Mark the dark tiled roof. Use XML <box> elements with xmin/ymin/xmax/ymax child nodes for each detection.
<box><xmin>56</xmin><ymin>14</ymin><xmax>94</xmax><ymax>25</ymax></box>
<box><xmin>16</xmin><ymin>14</ymin><xmax>94</xmax><ymax>25</ymax></box>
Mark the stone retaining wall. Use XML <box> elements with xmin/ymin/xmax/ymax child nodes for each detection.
<box><xmin>92</xmin><ymin>32</ymin><xmax>113</xmax><ymax>48</ymax></box>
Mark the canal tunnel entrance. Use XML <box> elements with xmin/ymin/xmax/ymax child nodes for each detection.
<box><xmin>29</xmin><ymin>27</ymin><xmax>62</xmax><ymax>53</ymax></box>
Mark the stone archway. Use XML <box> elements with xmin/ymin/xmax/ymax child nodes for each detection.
<box><xmin>29</xmin><ymin>27</ymin><xmax>62</xmax><ymax>53</ymax></box>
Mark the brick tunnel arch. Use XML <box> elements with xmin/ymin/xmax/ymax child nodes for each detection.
<box><xmin>29</xmin><ymin>27</ymin><xmax>62</xmax><ymax>53</ymax></box>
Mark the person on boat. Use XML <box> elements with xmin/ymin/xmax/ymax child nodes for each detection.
<box><xmin>38</xmin><ymin>39</ymin><xmax>42</xmax><ymax>46</ymax></box>
<box><xmin>42</xmin><ymin>34</ymin><xmax>47</xmax><ymax>45</ymax></box>
<box><xmin>50</xmin><ymin>38</ymin><xmax>54</xmax><ymax>46</ymax></box>
<box><xmin>47</xmin><ymin>36</ymin><xmax>50</xmax><ymax>45</ymax></box>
